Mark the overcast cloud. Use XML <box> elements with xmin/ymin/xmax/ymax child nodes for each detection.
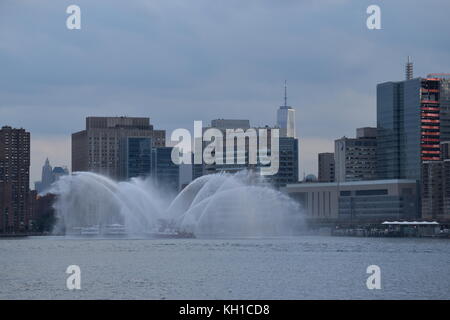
<box><xmin>1</xmin><ymin>0</ymin><xmax>450</xmax><ymax>184</ymax></box>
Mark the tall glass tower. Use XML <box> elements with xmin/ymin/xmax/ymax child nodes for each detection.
<box><xmin>277</xmin><ymin>81</ymin><xmax>296</xmax><ymax>138</ymax></box>
<box><xmin>376</xmin><ymin>76</ymin><xmax>448</xmax><ymax>180</ymax></box>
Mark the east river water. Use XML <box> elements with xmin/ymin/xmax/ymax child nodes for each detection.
<box><xmin>1</xmin><ymin>236</ymin><xmax>449</xmax><ymax>299</ymax></box>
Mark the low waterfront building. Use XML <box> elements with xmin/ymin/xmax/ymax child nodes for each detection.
<box><xmin>381</xmin><ymin>221</ymin><xmax>440</xmax><ymax>237</ymax></box>
<box><xmin>282</xmin><ymin>179</ymin><xmax>419</xmax><ymax>224</ymax></box>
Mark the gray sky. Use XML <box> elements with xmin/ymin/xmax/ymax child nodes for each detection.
<box><xmin>1</xmin><ymin>0</ymin><xmax>450</xmax><ymax>184</ymax></box>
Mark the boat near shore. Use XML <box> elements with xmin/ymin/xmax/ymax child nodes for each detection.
<box><xmin>80</xmin><ymin>226</ymin><xmax>100</xmax><ymax>236</ymax></box>
<box><xmin>103</xmin><ymin>224</ymin><xmax>127</xmax><ymax>236</ymax></box>
<box><xmin>145</xmin><ymin>230</ymin><xmax>195</xmax><ymax>239</ymax></box>
<box><xmin>331</xmin><ymin>221</ymin><xmax>448</xmax><ymax>238</ymax></box>
<box><xmin>67</xmin><ymin>224</ymin><xmax>125</xmax><ymax>237</ymax></box>
<box><xmin>64</xmin><ymin>224</ymin><xmax>194</xmax><ymax>239</ymax></box>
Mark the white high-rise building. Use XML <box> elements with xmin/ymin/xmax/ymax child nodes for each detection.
<box><xmin>277</xmin><ymin>81</ymin><xmax>296</xmax><ymax>138</ymax></box>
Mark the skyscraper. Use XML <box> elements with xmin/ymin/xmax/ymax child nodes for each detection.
<box><xmin>436</xmin><ymin>75</ymin><xmax>450</xmax><ymax>142</ymax></box>
<box><xmin>72</xmin><ymin>117</ymin><xmax>165</xmax><ymax>179</ymax></box>
<box><xmin>41</xmin><ymin>158</ymin><xmax>53</xmax><ymax>192</ymax></box>
<box><xmin>376</xmin><ymin>73</ymin><xmax>450</xmax><ymax>180</ymax></box>
<box><xmin>277</xmin><ymin>81</ymin><xmax>296</xmax><ymax>138</ymax></box>
<box><xmin>35</xmin><ymin>159</ymin><xmax>68</xmax><ymax>194</ymax></box>
<box><xmin>0</xmin><ymin>126</ymin><xmax>30</xmax><ymax>233</ymax></box>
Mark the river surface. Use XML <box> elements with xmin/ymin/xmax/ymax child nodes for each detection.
<box><xmin>0</xmin><ymin>236</ymin><xmax>449</xmax><ymax>299</ymax></box>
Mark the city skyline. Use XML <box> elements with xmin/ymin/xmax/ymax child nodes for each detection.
<box><xmin>4</xmin><ymin>66</ymin><xmax>450</xmax><ymax>187</ymax></box>
<box><xmin>1</xmin><ymin>1</ymin><xmax>450</xmax><ymax>302</ymax></box>
<box><xmin>1</xmin><ymin>1</ymin><xmax>450</xmax><ymax>184</ymax></box>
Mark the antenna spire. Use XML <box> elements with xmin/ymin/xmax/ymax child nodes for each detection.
<box><xmin>406</xmin><ymin>56</ymin><xmax>413</xmax><ymax>80</ymax></box>
<box><xmin>284</xmin><ymin>80</ymin><xmax>288</xmax><ymax>107</ymax></box>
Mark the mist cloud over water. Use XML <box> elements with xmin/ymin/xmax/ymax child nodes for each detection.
<box><xmin>48</xmin><ymin>171</ymin><xmax>303</xmax><ymax>237</ymax></box>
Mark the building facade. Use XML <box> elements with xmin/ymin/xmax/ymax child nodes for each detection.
<box><xmin>272</xmin><ymin>137</ymin><xmax>299</xmax><ymax>187</ymax></box>
<box><xmin>421</xmin><ymin>161</ymin><xmax>445</xmax><ymax>220</ymax></box>
<box><xmin>192</xmin><ymin>119</ymin><xmax>299</xmax><ymax>188</ymax></box>
<box><xmin>120</xmin><ymin>138</ymin><xmax>180</xmax><ymax>191</ymax></box>
<box><xmin>152</xmin><ymin>147</ymin><xmax>180</xmax><ymax>191</ymax></box>
<box><xmin>334</xmin><ymin>127</ymin><xmax>377</xmax><ymax>182</ymax></box>
<box><xmin>318</xmin><ymin>152</ymin><xmax>335</xmax><ymax>182</ymax></box>
<box><xmin>120</xmin><ymin>137</ymin><xmax>153</xmax><ymax>180</ymax></box>
<box><xmin>421</xmin><ymin>141</ymin><xmax>450</xmax><ymax>222</ymax></box>
<box><xmin>283</xmin><ymin>179</ymin><xmax>419</xmax><ymax>224</ymax></box>
<box><xmin>0</xmin><ymin>126</ymin><xmax>31</xmax><ymax>233</ymax></box>
<box><xmin>72</xmin><ymin>117</ymin><xmax>165</xmax><ymax>179</ymax></box>
<box><xmin>376</xmin><ymin>75</ymin><xmax>450</xmax><ymax>180</ymax></box>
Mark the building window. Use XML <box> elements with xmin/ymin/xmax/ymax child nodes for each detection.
<box><xmin>355</xmin><ymin>189</ymin><xmax>388</xmax><ymax>196</ymax></box>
